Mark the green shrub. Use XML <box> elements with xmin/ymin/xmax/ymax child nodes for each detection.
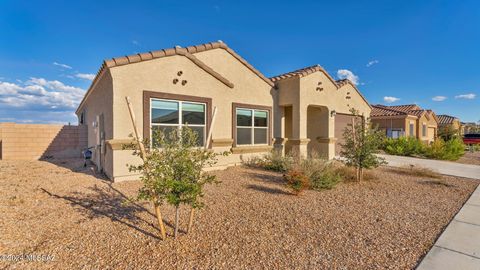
<box><xmin>425</xmin><ymin>138</ymin><xmax>465</xmax><ymax>160</ymax></box>
<box><xmin>284</xmin><ymin>169</ymin><xmax>310</xmax><ymax>195</ymax></box>
<box><xmin>263</xmin><ymin>150</ymin><xmax>294</xmax><ymax>172</ymax></box>
<box><xmin>383</xmin><ymin>137</ymin><xmax>465</xmax><ymax>161</ymax></box>
<box><xmin>383</xmin><ymin>137</ymin><xmax>426</xmax><ymax>156</ymax></box>
<box><xmin>243</xmin><ymin>150</ymin><xmax>293</xmax><ymax>172</ymax></box>
<box><xmin>309</xmin><ymin>163</ymin><xmax>341</xmax><ymax>190</ymax></box>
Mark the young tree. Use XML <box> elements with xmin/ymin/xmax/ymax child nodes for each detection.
<box><xmin>438</xmin><ymin>125</ymin><xmax>460</xmax><ymax>141</ymax></box>
<box><xmin>339</xmin><ymin>108</ymin><xmax>386</xmax><ymax>181</ymax></box>
<box><xmin>129</xmin><ymin>126</ymin><xmax>224</xmax><ymax>239</ymax></box>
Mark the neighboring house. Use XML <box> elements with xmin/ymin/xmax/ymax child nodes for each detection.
<box><xmin>462</xmin><ymin>122</ymin><xmax>480</xmax><ymax>134</ymax></box>
<box><xmin>371</xmin><ymin>104</ymin><xmax>438</xmax><ymax>143</ymax></box>
<box><xmin>437</xmin><ymin>114</ymin><xmax>463</xmax><ymax>135</ymax></box>
<box><xmin>75</xmin><ymin>41</ymin><xmax>371</xmax><ymax>182</ymax></box>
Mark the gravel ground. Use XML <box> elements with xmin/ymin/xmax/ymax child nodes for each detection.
<box><xmin>0</xmin><ymin>159</ymin><xmax>478</xmax><ymax>270</ymax></box>
<box><xmin>456</xmin><ymin>151</ymin><xmax>480</xmax><ymax>165</ymax></box>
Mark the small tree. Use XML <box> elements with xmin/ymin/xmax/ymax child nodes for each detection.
<box><xmin>340</xmin><ymin>108</ymin><xmax>386</xmax><ymax>181</ymax></box>
<box><xmin>438</xmin><ymin>125</ymin><xmax>460</xmax><ymax>141</ymax></box>
<box><xmin>129</xmin><ymin>126</ymin><xmax>223</xmax><ymax>239</ymax></box>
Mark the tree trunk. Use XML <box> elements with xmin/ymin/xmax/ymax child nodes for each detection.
<box><xmin>174</xmin><ymin>206</ymin><xmax>180</xmax><ymax>239</ymax></box>
<box><xmin>154</xmin><ymin>203</ymin><xmax>167</xmax><ymax>240</ymax></box>
<box><xmin>187</xmin><ymin>208</ymin><xmax>195</xmax><ymax>234</ymax></box>
<box><xmin>359</xmin><ymin>167</ymin><xmax>363</xmax><ymax>182</ymax></box>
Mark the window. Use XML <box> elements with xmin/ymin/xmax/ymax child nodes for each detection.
<box><xmin>150</xmin><ymin>98</ymin><xmax>206</xmax><ymax>146</ymax></box>
<box><xmin>235</xmin><ymin>108</ymin><xmax>269</xmax><ymax>145</ymax></box>
<box><xmin>422</xmin><ymin>123</ymin><xmax>427</xmax><ymax>137</ymax></box>
<box><xmin>79</xmin><ymin>111</ymin><xmax>85</xmax><ymax>125</ymax></box>
<box><xmin>390</xmin><ymin>129</ymin><xmax>403</xmax><ymax>139</ymax></box>
<box><xmin>409</xmin><ymin>123</ymin><xmax>414</xmax><ymax>137</ymax></box>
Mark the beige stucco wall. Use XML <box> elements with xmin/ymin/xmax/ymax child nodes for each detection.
<box><xmin>275</xmin><ymin>71</ymin><xmax>371</xmax><ymax>158</ymax></box>
<box><xmin>76</xmin><ymin>69</ymin><xmax>114</xmax><ymax>178</ymax></box>
<box><xmin>107</xmin><ymin>48</ymin><xmax>274</xmax><ymax>181</ymax></box>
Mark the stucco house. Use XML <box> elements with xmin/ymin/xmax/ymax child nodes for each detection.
<box><xmin>437</xmin><ymin>114</ymin><xmax>463</xmax><ymax>135</ymax></box>
<box><xmin>371</xmin><ymin>104</ymin><xmax>438</xmax><ymax>143</ymax></box>
<box><xmin>75</xmin><ymin>41</ymin><xmax>371</xmax><ymax>182</ymax></box>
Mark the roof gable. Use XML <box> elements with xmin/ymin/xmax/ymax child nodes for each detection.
<box><xmin>271</xmin><ymin>64</ymin><xmax>371</xmax><ymax>109</ymax></box>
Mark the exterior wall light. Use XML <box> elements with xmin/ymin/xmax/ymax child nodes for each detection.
<box><xmin>330</xmin><ymin>110</ymin><xmax>337</xmax><ymax>117</ymax></box>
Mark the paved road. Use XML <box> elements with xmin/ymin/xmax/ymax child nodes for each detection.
<box><xmin>378</xmin><ymin>154</ymin><xmax>480</xmax><ymax>180</ymax></box>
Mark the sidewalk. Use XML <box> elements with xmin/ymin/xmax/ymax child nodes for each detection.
<box><xmin>416</xmin><ymin>185</ymin><xmax>480</xmax><ymax>270</ymax></box>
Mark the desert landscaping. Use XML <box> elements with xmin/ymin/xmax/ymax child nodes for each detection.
<box><xmin>1</xmin><ymin>158</ymin><xmax>478</xmax><ymax>269</ymax></box>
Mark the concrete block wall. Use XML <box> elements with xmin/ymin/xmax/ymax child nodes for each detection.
<box><xmin>0</xmin><ymin>123</ymin><xmax>88</xmax><ymax>160</ymax></box>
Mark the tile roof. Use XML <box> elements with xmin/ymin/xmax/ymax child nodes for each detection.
<box><xmin>270</xmin><ymin>64</ymin><xmax>371</xmax><ymax>108</ymax></box>
<box><xmin>270</xmin><ymin>65</ymin><xmax>334</xmax><ymax>82</ymax></box>
<box><xmin>437</xmin><ymin>114</ymin><xmax>458</xmax><ymax>125</ymax></box>
<box><xmin>76</xmin><ymin>41</ymin><xmax>274</xmax><ymax>113</ymax></box>
<box><xmin>371</xmin><ymin>105</ymin><xmax>409</xmax><ymax>117</ymax></box>
<box><xmin>371</xmin><ymin>104</ymin><xmax>439</xmax><ymax>123</ymax></box>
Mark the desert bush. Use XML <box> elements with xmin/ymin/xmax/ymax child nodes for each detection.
<box><xmin>284</xmin><ymin>169</ymin><xmax>310</xmax><ymax>195</ymax></box>
<box><xmin>393</xmin><ymin>165</ymin><xmax>442</xmax><ymax>178</ymax></box>
<box><xmin>309</xmin><ymin>162</ymin><xmax>342</xmax><ymax>190</ymax></box>
<box><xmin>243</xmin><ymin>150</ymin><xmax>293</xmax><ymax>172</ymax></box>
<box><xmin>383</xmin><ymin>137</ymin><xmax>426</xmax><ymax>156</ymax></box>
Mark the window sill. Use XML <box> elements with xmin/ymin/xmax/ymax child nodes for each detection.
<box><xmin>231</xmin><ymin>145</ymin><xmax>273</xmax><ymax>154</ymax></box>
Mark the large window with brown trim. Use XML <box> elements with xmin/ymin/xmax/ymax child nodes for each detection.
<box><xmin>150</xmin><ymin>98</ymin><xmax>206</xmax><ymax>146</ymax></box>
<box><xmin>235</xmin><ymin>108</ymin><xmax>269</xmax><ymax>145</ymax></box>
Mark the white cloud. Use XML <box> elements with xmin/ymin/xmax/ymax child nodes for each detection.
<box><xmin>0</xmin><ymin>78</ymin><xmax>85</xmax><ymax>109</ymax></box>
<box><xmin>53</xmin><ymin>62</ymin><xmax>72</xmax><ymax>69</ymax></box>
<box><xmin>366</xmin><ymin>60</ymin><xmax>379</xmax><ymax>67</ymax></box>
<box><xmin>337</xmin><ymin>69</ymin><xmax>359</xmax><ymax>85</ymax></box>
<box><xmin>432</xmin><ymin>96</ymin><xmax>447</xmax><ymax>101</ymax></box>
<box><xmin>383</xmin><ymin>96</ymin><xmax>400</xmax><ymax>103</ymax></box>
<box><xmin>455</xmin><ymin>93</ymin><xmax>476</xmax><ymax>100</ymax></box>
<box><xmin>75</xmin><ymin>73</ymin><xmax>95</xmax><ymax>81</ymax></box>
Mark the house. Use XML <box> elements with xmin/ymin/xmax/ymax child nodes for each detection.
<box><xmin>371</xmin><ymin>104</ymin><xmax>438</xmax><ymax>143</ymax></box>
<box><xmin>75</xmin><ymin>41</ymin><xmax>371</xmax><ymax>182</ymax></box>
<box><xmin>437</xmin><ymin>114</ymin><xmax>463</xmax><ymax>136</ymax></box>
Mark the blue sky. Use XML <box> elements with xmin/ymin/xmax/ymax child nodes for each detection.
<box><xmin>0</xmin><ymin>0</ymin><xmax>479</xmax><ymax>124</ymax></box>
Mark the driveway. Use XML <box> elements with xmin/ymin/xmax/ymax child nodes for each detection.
<box><xmin>378</xmin><ymin>154</ymin><xmax>480</xmax><ymax>180</ymax></box>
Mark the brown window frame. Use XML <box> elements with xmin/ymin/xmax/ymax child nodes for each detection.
<box><xmin>143</xmin><ymin>91</ymin><xmax>212</xmax><ymax>148</ymax></box>
<box><xmin>232</xmin><ymin>102</ymin><xmax>272</xmax><ymax>147</ymax></box>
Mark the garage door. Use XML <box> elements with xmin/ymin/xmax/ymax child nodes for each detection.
<box><xmin>334</xmin><ymin>114</ymin><xmax>360</xmax><ymax>156</ymax></box>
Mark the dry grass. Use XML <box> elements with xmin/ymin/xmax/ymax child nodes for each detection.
<box><xmin>0</xmin><ymin>159</ymin><xmax>478</xmax><ymax>269</ymax></box>
<box><xmin>385</xmin><ymin>165</ymin><xmax>443</xmax><ymax>179</ymax></box>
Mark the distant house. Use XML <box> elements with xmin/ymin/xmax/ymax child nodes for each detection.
<box><xmin>371</xmin><ymin>104</ymin><xmax>438</xmax><ymax>143</ymax></box>
<box><xmin>437</xmin><ymin>114</ymin><xmax>463</xmax><ymax>135</ymax></box>
<box><xmin>75</xmin><ymin>41</ymin><xmax>371</xmax><ymax>182</ymax></box>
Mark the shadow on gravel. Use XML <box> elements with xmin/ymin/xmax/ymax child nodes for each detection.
<box><xmin>40</xmin><ymin>185</ymin><xmax>164</xmax><ymax>240</ymax></box>
<box><xmin>40</xmin><ymin>158</ymin><xmax>110</xmax><ymax>181</ymax></box>
<box><xmin>246</xmin><ymin>170</ymin><xmax>285</xmax><ymax>185</ymax></box>
<box><xmin>246</xmin><ymin>184</ymin><xmax>291</xmax><ymax>195</ymax></box>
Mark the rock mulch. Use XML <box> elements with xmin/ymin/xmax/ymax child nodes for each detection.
<box><xmin>456</xmin><ymin>151</ymin><xmax>480</xmax><ymax>166</ymax></box>
<box><xmin>0</xmin><ymin>159</ymin><xmax>478</xmax><ymax>269</ymax></box>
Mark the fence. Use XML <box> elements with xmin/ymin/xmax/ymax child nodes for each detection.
<box><xmin>0</xmin><ymin>123</ymin><xmax>87</xmax><ymax>160</ymax></box>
